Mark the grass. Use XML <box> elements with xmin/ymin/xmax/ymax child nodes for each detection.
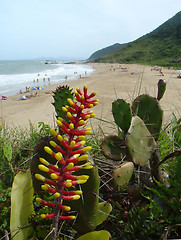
<box><xmin>0</xmin><ymin>121</ymin><xmax>50</xmax><ymax>188</ymax></box>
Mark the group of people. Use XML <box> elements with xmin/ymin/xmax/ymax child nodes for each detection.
<box><xmin>33</xmin><ymin>77</ymin><xmax>51</xmax><ymax>84</ymax></box>
<box><xmin>151</xmin><ymin>66</ymin><xmax>164</xmax><ymax>76</ymax></box>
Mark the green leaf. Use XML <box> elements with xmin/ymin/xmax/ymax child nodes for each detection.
<box><xmin>0</xmin><ymin>180</ymin><xmax>6</xmax><ymax>191</ymax></box>
<box><xmin>3</xmin><ymin>142</ymin><xmax>12</xmax><ymax>162</ymax></box>
<box><xmin>76</xmin><ymin>230</ymin><xmax>111</xmax><ymax>240</ymax></box>
<box><xmin>10</xmin><ymin>170</ymin><xmax>34</xmax><ymax>240</ymax></box>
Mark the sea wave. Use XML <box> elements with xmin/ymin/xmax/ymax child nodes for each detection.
<box><xmin>0</xmin><ymin>62</ymin><xmax>94</xmax><ymax>96</ymax></box>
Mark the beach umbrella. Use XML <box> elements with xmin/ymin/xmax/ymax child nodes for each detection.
<box><xmin>1</xmin><ymin>95</ymin><xmax>7</xmax><ymax>120</ymax></box>
<box><xmin>28</xmin><ymin>86</ymin><xmax>36</xmax><ymax>96</ymax></box>
<box><xmin>1</xmin><ymin>96</ymin><xmax>7</xmax><ymax>100</ymax></box>
<box><xmin>36</xmin><ymin>86</ymin><xmax>44</xmax><ymax>97</ymax></box>
<box><xmin>36</xmin><ymin>86</ymin><xmax>44</xmax><ymax>90</ymax></box>
<box><xmin>28</xmin><ymin>87</ymin><xmax>36</xmax><ymax>90</ymax></box>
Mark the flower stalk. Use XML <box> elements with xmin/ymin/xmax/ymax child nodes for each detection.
<box><xmin>34</xmin><ymin>85</ymin><xmax>98</xmax><ymax>239</ymax></box>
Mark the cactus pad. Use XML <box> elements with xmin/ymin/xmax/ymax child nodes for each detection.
<box><xmin>113</xmin><ymin>162</ymin><xmax>134</xmax><ymax>190</ymax></box>
<box><xmin>131</xmin><ymin>94</ymin><xmax>163</xmax><ymax>138</ymax></box>
<box><xmin>112</xmin><ymin>99</ymin><xmax>132</xmax><ymax>132</ymax></box>
<box><xmin>52</xmin><ymin>85</ymin><xmax>73</xmax><ymax>120</ymax></box>
<box><xmin>94</xmin><ymin>202</ymin><xmax>112</xmax><ymax>227</ymax></box>
<box><xmin>101</xmin><ymin>135</ymin><xmax>129</xmax><ymax>161</ymax></box>
<box><xmin>126</xmin><ymin>116</ymin><xmax>157</xmax><ymax>166</ymax></box>
<box><xmin>157</xmin><ymin>79</ymin><xmax>166</xmax><ymax>101</ymax></box>
<box><xmin>76</xmin><ymin>230</ymin><xmax>111</xmax><ymax>240</ymax></box>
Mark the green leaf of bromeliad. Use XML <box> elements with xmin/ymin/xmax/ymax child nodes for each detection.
<box><xmin>10</xmin><ymin>170</ymin><xmax>34</xmax><ymax>240</ymax></box>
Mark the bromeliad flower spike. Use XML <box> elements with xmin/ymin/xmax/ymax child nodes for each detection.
<box><xmin>34</xmin><ymin>85</ymin><xmax>98</xmax><ymax>239</ymax></box>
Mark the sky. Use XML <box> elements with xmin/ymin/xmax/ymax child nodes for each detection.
<box><xmin>0</xmin><ymin>0</ymin><xmax>181</xmax><ymax>60</ymax></box>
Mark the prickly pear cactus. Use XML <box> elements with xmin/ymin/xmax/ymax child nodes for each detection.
<box><xmin>126</xmin><ymin>116</ymin><xmax>157</xmax><ymax>166</ymax></box>
<box><xmin>95</xmin><ymin>202</ymin><xmax>112</xmax><ymax>227</ymax></box>
<box><xmin>52</xmin><ymin>85</ymin><xmax>73</xmax><ymax>120</ymax></box>
<box><xmin>112</xmin><ymin>162</ymin><xmax>134</xmax><ymax>190</ymax></box>
<box><xmin>131</xmin><ymin>94</ymin><xmax>163</xmax><ymax>139</ymax></box>
<box><xmin>112</xmin><ymin>99</ymin><xmax>132</xmax><ymax>133</ymax></box>
<box><xmin>76</xmin><ymin>230</ymin><xmax>111</xmax><ymax>240</ymax></box>
<box><xmin>101</xmin><ymin>135</ymin><xmax>130</xmax><ymax>161</ymax></box>
<box><xmin>157</xmin><ymin>79</ymin><xmax>166</xmax><ymax>101</ymax></box>
<box><xmin>100</xmin><ymin>79</ymin><xmax>166</xmax><ymax>200</ymax></box>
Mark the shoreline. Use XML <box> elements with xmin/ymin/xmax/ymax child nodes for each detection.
<box><xmin>1</xmin><ymin>63</ymin><xmax>181</xmax><ymax>134</ymax></box>
<box><xmin>0</xmin><ymin>60</ymin><xmax>94</xmax><ymax>98</ymax></box>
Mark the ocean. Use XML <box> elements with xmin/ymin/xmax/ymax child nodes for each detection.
<box><xmin>0</xmin><ymin>60</ymin><xmax>94</xmax><ymax>97</ymax></box>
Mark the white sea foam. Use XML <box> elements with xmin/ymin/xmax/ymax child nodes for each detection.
<box><xmin>0</xmin><ymin>61</ymin><xmax>94</xmax><ymax>97</ymax></box>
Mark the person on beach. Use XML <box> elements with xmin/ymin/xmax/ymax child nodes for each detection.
<box><xmin>159</xmin><ymin>67</ymin><xmax>164</xmax><ymax>76</ymax></box>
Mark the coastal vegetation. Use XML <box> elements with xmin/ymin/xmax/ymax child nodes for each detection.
<box><xmin>87</xmin><ymin>43</ymin><xmax>126</xmax><ymax>61</ymax></box>
<box><xmin>0</xmin><ymin>82</ymin><xmax>181</xmax><ymax>239</ymax></box>
<box><xmin>89</xmin><ymin>11</ymin><xmax>181</xmax><ymax>68</ymax></box>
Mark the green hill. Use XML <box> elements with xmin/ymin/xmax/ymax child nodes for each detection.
<box><xmin>87</xmin><ymin>43</ymin><xmax>126</xmax><ymax>61</ymax></box>
<box><xmin>92</xmin><ymin>11</ymin><xmax>181</xmax><ymax>67</ymax></box>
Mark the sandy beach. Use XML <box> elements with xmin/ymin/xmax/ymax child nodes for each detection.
<box><xmin>1</xmin><ymin>63</ymin><xmax>181</xmax><ymax>135</ymax></box>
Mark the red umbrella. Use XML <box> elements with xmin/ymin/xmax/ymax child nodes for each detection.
<box><xmin>1</xmin><ymin>96</ymin><xmax>7</xmax><ymax>100</ymax></box>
